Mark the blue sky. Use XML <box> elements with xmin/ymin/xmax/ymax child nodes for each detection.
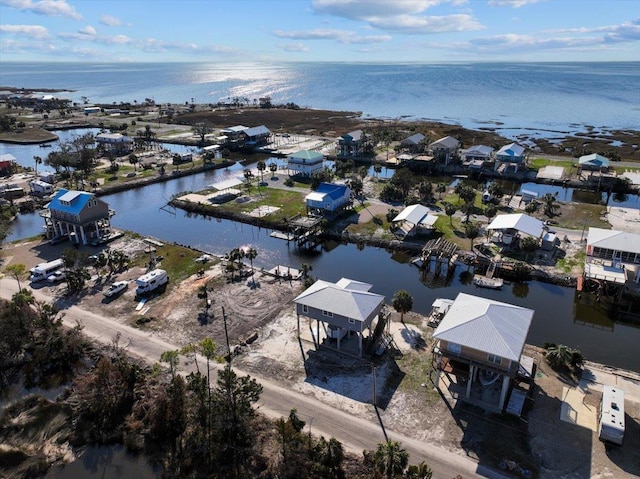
<box><xmin>1</xmin><ymin>0</ymin><xmax>638</xmax><ymax>62</ymax></box>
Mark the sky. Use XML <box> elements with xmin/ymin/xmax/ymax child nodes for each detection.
<box><xmin>0</xmin><ymin>0</ymin><xmax>639</xmax><ymax>63</ymax></box>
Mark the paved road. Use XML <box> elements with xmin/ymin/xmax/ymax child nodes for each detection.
<box><xmin>0</xmin><ymin>278</ymin><xmax>509</xmax><ymax>479</ymax></box>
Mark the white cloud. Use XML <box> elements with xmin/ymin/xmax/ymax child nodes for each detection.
<box><xmin>488</xmin><ymin>0</ymin><xmax>545</xmax><ymax>7</ymax></box>
<box><xmin>547</xmin><ymin>19</ymin><xmax>640</xmax><ymax>43</ymax></box>
<box><xmin>311</xmin><ymin>0</ymin><xmax>482</xmax><ymax>34</ymax></box>
<box><xmin>368</xmin><ymin>14</ymin><xmax>483</xmax><ymax>33</ymax></box>
<box><xmin>273</xmin><ymin>28</ymin><xmax>391</xmax><ymax>44</ymax></box>
<box><xmin>313</xmin><ymin>0</ymin><xmax>442</xmax><ymax>18</ymax></box>
<box><xmin>1</xmin><ymin>38</ymin><xmax>57</xmax><ymax>53</ymax></box>
<box><xmin>0</xmin><ymin>23</ymin><xmax>49</xmax><ymax>39</ymax></box>
<box><xmin>100</xmin><ymin>14</ymin><xmax>122</xmax><ymax>27</ymax></box>
<box><xmin>0</xmin><ymin>0</ymin><xmax>82</xmax><ymax>20</ymax></box>
<box><xmin>78</xmin><ymin>25</ymin><xmax>96</xmax><ymax>36</ymax></box>
<box><xmin>280</xmin><ymin>42</ymin><xmax>309</xmax><ymax>52</ymax></box>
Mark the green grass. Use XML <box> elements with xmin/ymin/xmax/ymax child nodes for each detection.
<box><xmin>215</xmin><ymin>186</ymin><xmax>307</xmax><ymax>220</ymax></box>
<box><xmin>556</xmin><ymin>250</ymin><xmax>586</xmax><ymax>273</ymax></box>
<box><xmin>395</xmin><ymin>348</ymin><xmax>440</xmax><ymax>403</ymax></box>
<box><xmin>129</xmin><ymin>241</ymin><xmax>212</xmax><ymax>284</ymax></box>
<box><xmin>433</xmin><ymin>215</ymin><xmax>469</xmax><ymax>250</ymax></box>
<box><xmin>528</xmin><ymin>157</ymin><xmax>574</xmax><ymax>171</ymax></box>
<box><xmin>345</xmin><ymin>214</ymin><xmax>393</xmax><ymax>237</ymax></box>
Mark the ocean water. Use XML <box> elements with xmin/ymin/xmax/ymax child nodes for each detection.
<box><xmin>1</xmin><ymin>62</ymin><xmax>638</xmax><ymax>140</ymax></box>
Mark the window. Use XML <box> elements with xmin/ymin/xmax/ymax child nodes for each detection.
<box><xmin>447</xmin><ymin>342</ymin><xmax>462</xmax><ymax>354</ymax></box>
<box><xmin>302</xmin><ymin>304</ymin><xmax>308</xmax><ymax>314</ymax></box>
<box><xmin>487</xmin><ymin>354</ymin><xmax>502</xmax><ymax>365</ymax></box>
<box><xmin>322</xmin><ymin>310</ymin><xmax>333</xmax><ymax>318</ymax></box>
<box><xmin>348</xmin><ymin>318</ymin><xmax>355</xmax><ymax>324</ymax></box>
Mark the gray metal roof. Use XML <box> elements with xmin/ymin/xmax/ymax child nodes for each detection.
<box><xmin>487</xmin><ymin>213</ymin><xmax>544</xmax><ymax>238</ymax></box>
<box><xmin>294</xmin><ymin>278</ymin><xmax>384</xmax><ymax>322</ymax></box>
<box><xmin>587</xmin><ymin>227</ymin><xmax>640</xmax><ymax>255</ymax></box>
<box><xmin>433</xmin><ymin>293</ymin><xmax>534</xmax><ymax>361</ymax></box>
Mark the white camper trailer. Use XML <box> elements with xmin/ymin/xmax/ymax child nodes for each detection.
<box><xmin>598</xmin><ymin>385</ymin><xmax>625</xmax><ymax>445</ymax></box>
<box><xmin>30</xmin><ymin>180</ymin><xmax>54</xmax><ymax>196</ymax></box>
<box><xmin>135</xmin><ymin>269</ymin><xmax>168</xmax><ymax>295</ymax></box>
<box><xmin>30</xmin><ymin>258</ymin><xmax>65</xmax><ymax>283</ymax></box>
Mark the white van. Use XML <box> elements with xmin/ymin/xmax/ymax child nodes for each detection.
<box><xmin>30</xmin><ymin>258</ymin><xmax>65</xmax><ymax>283</ymax></box>
<box><xmin>598</xmin><ymin>385</ymin><xmax>625</xmax><ymax>445</ymax></box>
<box><xmin>135</xmin><ymin>269</ymin><xmax>168</xmax><ymax>295</ymax></box>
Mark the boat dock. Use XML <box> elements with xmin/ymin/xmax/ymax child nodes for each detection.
<box><xmin>270</xmin><ymin>231</ymin><xmax>296</xmax><ymax>241</ymax></box>
<box><xmin>262</xmin><ymin>265</ymin><xmax>302</xmax><ymax>280</ymax></box>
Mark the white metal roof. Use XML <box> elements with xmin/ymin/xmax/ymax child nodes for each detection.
<box><xmin>587</xmin><ymin>227</ymin><xmax>640</xmax><ymax>254</ymax></box>
<box><xmin>294</xmin><ymin>278</ymin><xmax>384</xmax><ymax>322</ymax></box>
<box><xmin>433</xmin><ymin>293</ymin><xmax>534</xmax><ymax>361</ymax></box>
<box><xmin>393</xmin><ymin>204</ymin><xmax>429</xmax><ymax>224</ymax></box>
<box><xmin>579</xmin><ymin>153</ymin><xmax>610</xmax><ymax>167</ymax></box>
<box><xmin>305</xmin><ymin>191</ymin><xmax>326</xmax><ymax>202</ymax></box>
<box><xmin>497</xmin><ymin>142</ymin><xmax>525</xmax><ymax>157</ymax></box>
<box><xmin>487</xmin><ymin>213</ymin><xmax>544</xmax><ymax>238</ymax></box>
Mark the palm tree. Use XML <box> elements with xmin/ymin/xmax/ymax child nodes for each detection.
<box><xmin>257</xmin><ymin>161</ymin><xmax>267</xmax><ymax>184</ymax></box>
<box><xmin>542</xmin><ymin>193</ymin><xmax>559</xmax><ymax>217</ymax></box>
<box><xmin>314</xmin><ymin>436</ymin><xmax>345</xmax><ymax>478</ymax></box>
<box><xmin>520</xmin><ymin>236</ymin><xmax>538</xmax><ymax>261</ymax></box>
<box><xmin>392</xmin><ymin>290</ymin><xmax>413</xmax><ymax>323</ymax></box>
<box><xmin>269</xmin><ymin>162</ymin><xmax>278</xmax><ymax>179</ymax></box>
<box><xmin>444</xmin><ymin>202</ymin><xmax>457</xmax><ymax>226</ymax></box>
<box><xmin>436</xmin><ymin>182</ymin><xmax>446</xmax><ymax>199</ymax></box>
<box><xmin>372</xmin><ymin>441</ymin><xmax>409</xmax><ymax>479</ymax></box>
<box><xmin>374</xmin><ymin>164</ymin><xmax>382</xmax><ymax>178</ymax></box>
<box><xmin>5</xmin><ymin>263</ymin><xmax>26</xmax><ymax>292</ymax></box>
<box><xmin>404</xmin><ymin>462</ymin><xmax>433</xmax><ymax>479</ymax></box>
<box><xmin>245</xmin><ymin>247</ymin><xmax>257</xmax><ymax>285</ymax></box>
<box><xmin>464</xmin><ymin>222</ymin><xmax>480</xmax><ymax>250</ymax></box>
<box><xmin>34</xmin><ymin>155</ymin><xmax>42</xmax><ymax>177</ymax></box>
<box><xmin>544</xmin><ymin>344</ymin><xmax>574</xmax><ymax>369</ymax></box>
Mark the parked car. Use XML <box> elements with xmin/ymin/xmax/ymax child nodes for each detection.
<box><xmin>104</xmin><ymin>280</ymin><xmax>129</xmax><ymax>298</ymax></box>
<box><xmin>47</xmin><ymin>270</ymin><xmax>66</xmax><ymax>283</ymax></box>
<box><xmin>48</xmin><ymin>235</ymin><xmax>68</xmax><ymax>246</ymax></box>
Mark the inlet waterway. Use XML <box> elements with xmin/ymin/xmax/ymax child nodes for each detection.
<box><xmin>5</xmin><ymin>154</ymin><xmax>640</xmax><ymax>372</ymax></box>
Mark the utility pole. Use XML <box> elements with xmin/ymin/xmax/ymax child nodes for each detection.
<box><xmin>372</xmin><ymin>363</ymin><xmax>377</xmax><ymax>408</ymax></box>
<box><xmin>222</xmin><ymin>306</ymin><xmax>231</xmax><ymax>363</ymax></box>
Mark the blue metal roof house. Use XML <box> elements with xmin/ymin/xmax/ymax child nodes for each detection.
<box><xmin>42</xmin><ymin>189</ymin><xmax>113</xmax><ymax>245</ymax></box>
<box><xmin>305</xmin><ymin>182</ymin><xmax>352</xmax><ymax>214</ymax></box>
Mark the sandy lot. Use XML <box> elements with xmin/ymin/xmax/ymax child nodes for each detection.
<box><xmin>2</xmin><ymin>234</ymin><xmax>639</xmax><ymax>479</ymax></box>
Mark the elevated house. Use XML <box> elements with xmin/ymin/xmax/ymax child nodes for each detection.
<box><xmin>95</xmin><ymin>133</ymin><xmax>132</xmax><ymax>156</ymax></box>
<box><xmin>585</xmin><ymin>227</ymin><xmax>640</xmax><ymax>286</ymax></box>
<box><xmin>400</xmin><ymin>133</ymin><xmax>426</xmax><ymax>153</ymax></box>
<box><xmin>220</xmin><ymin>125</ymin><xmax>249</xmax><ymax>149</ymax></box>
<box><xmin>433</xmin><ymin>293</ymin><xmax>535</xmax><ymax>413</ymax></box>
<box><xmin>487</xmin><ymin>213</ymin><xmax>545</xmax><ymax>246</ymax></box>
<box><xmin>337</xmin><ymin>130</ymin><xmax>365</xmax><ymax>157</ymax></box>
<box><xmin>579</xmin><ymin>153</ymin><xmax>610</xmax><ymax>171</ymax></box>
<box><xmin>305</xmin><ymin>182</ymin><xmax>351</xmax><ymax>215</ymax></box>
<box><xmin>241</xmin><ymin>125</ymin><xmax>272</xmax><ymax>149</ymax></box>
<box><xmin>495</xmin><ymin>143</ymin><xmax>526</xmax><ymax>173</ymax></box>
<box><xmin>42</xmin><ymin>189</ymin><xmax>113</xmax><ymax>245</ymax></box>
<box><xmin>294</xmin><ymin>277</ymin><xmax>385</xmax><ymax>356</ymax></box>
<box><xmin>287</xmin><ymin>150</ymin><xmax>324</xmax><ymax>177</ymax></box>
<box><xmin>429</xmin><ymin>136</ymin><xmax>459</xmax><ymax>165</ymax></box>
<box><xmin>0</xmin><ymin>153</ymin><xmax>16</xmax><ymax>176</ymax></box>
<box><xmin>392</xmin><ymin>204</ymin><xmax>439</xmax><ymax>238</ymax></box>
<box><xmin>461</xmin><ymin>145</ymin><xmax>494</xmax><ymax>170</ymax></box>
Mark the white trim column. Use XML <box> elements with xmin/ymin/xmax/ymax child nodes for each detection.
<box><xmin>466</xmin><ymin>365</ymin><xmax>475</xmax><ymax>398</ymax></box>
<box><xmin>499</xmin><ymin>375</ymin><xmax>510</xmax><ymax>410</ymax></box>
<box><xmin>80</xmin><ymin>226</ymin><xmax>87</xmax><ymax>244</ymax></box>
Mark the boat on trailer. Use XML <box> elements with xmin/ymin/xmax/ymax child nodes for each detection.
<box><xmin>473</xmin><ymin>274</ymin><xmax>504</xmax><ymax>289</ymax></box>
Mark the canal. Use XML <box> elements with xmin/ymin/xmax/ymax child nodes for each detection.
<box><xmin>6</xmin><ymin>154</ymin><xmax>640</xmax><ymax>372</ymax></box>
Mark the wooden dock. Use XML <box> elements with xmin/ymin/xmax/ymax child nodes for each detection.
<box><xmin>262</xmin><ymin>265</ymin><xmax>302</xmax><ymax>280</ymax></box>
